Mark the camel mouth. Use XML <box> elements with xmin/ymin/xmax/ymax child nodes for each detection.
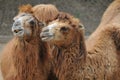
<box><xmin>40</xmin><ymin>32</ymin><xmax>54</xmax><ymax>41</ymax></box>
<box><xmin>12</xmin><ymin>29</ymin><xmax>24</xmax><ymax>37</ymax></box>
<box><xmin>13</xmin><ymin>29</ymin><xmax>23</xmax><ymax>33</ymax></box>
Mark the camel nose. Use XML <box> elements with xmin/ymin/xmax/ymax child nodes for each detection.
<box><xmin>42</xmin><ymin>27</ymin><xmax>50</xmax><ymax>33</ymax></box>
<box><xmin>40</xmin><ymin>27</ymin><xmax>54</xmax><ymax>40</ymax></box>
<box><xmin>13</xmin><ymin>29</ymin><xmax>23</xmax><ymax>33</ymax></box>
<box><xmin>40</xmin><ymin>27</ymin><xmax>50</xmax><ymax>37</ymax></box>
<box><xmin>12</xmin><ymin>21</ymin><xmax>24</xmax><ymax>33</ymax></box>
<box><xmin>43</xmin><ymin>28</ymin><xmax>49</xmax><ymax>32</ymax></box>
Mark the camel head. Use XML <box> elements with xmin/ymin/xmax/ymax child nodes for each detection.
<box><xmin>14</xmin><ymin>4</ymin><xmax>59</xmax><ymax>24</ymax></box>
<box><xmin>40</xmin><ymin>12</ymin><xmax>84</xmax><ymax>47</ymax></box>
<box><xmin>12</xmin><ymin>13</ymin><xmax>45</xmax><ymax>41</ymax></box>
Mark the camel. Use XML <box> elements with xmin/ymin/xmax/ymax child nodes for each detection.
<box><xmin>86</xmin><ymin>0</ymin><xmax>120</xmax><ymax>50</ymax></box>
<box><xmin>1</xmin><ymin>5</ymin><xmax>58</xmax><ymax>80</ymax></box>
<box><xmin>40</xmin><ymin>12</ymin><xmax>120</xmax><ymax>80</ymax></box>
<box><xmin>14</xmin><ymin>4</ymin><xmax>59</xmax><ymax>23</ymax></box>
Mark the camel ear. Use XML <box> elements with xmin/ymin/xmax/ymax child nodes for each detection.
<box><xmin>79</xmin><ymin>23</ymin><xmax>84</xmax><ymax>30</ymax></box>
<box><xmin>78</xmin><ymin>23</ymin><xmax>86</xmax><ymax>59</ymax></box>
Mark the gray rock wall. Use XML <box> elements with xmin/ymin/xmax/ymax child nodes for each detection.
<box><xmin>0</xmin><ymin>0</ymin><xmax>113</xmax><ymax>36</ymax></box>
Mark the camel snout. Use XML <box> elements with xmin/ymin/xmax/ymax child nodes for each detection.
<box><xmin>12</xmin><ymin>25</ymin><xmax>24</xmax><ymax>33</ymax></box>
<box><xmin>40</xmin><ymin>29</ymin><xmax>54</xmax><ymax>41</ymax></box>
<box><xmin>42</xmin><ymin>27</ymin><xmax>50</xmax><ymax>33</ymax></box>
<box><xmin>13</xmin><ymin>29</ymin><xmax>23</xmax><ymax>33</ymax></box>
<box><xmin>12</xmin><ymin>21</ymin><xmax>24</xmax><ymax>37</ymax></box>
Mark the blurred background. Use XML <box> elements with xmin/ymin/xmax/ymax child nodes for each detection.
<box><xmin>0</xmin><ymin>0</ymin><xmax>113</xmax><ymax>36</ymax></box>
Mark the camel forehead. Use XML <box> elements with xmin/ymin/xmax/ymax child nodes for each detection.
<box><xmin>14</xmin><ymin>13</ymin><xmax>32</xmax><ymax>20</ymax></box>
<box><xmin>50</xmin><ymin>21</ymin><xmax>69</xmax><ymax>26</ymax></box>
<box><xmin>47</xmin><ymin>22</ymin><xmax>58</xmax><ymax>29</ymax></box>
<box><xmin>15</xmin><ymin>14</ymin><xmax>34</xmax><ymax>22</ymax></box>
<box><xmin>19</xmin><ymin>12</ymin><xmax>32</xmax><ymax>16</ymax></box>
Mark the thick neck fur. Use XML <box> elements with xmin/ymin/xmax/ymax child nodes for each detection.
<box><xmin>52</xmin><ymin>25</ymin><xmax>120</xmax><ymax>80</ymax></box>
<box><xmin>11</xmin><ymin>36</ymin><xmax>50</xmax><ymax>80</ymax></box>
<box><xmin>52</xmin><ymin>30</ymin><xmax>86</xmax><ymax>80</ymax></box>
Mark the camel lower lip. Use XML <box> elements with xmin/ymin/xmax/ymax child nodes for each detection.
<box><xmin>13</xmin><ymin>30</ymin><xmax>24</xmax><ymax>37</ymax></box>
<box><xmin>42</xmin><ymin>37</ymin><xmax>49</xmax><ymax>41</ymax></box>
<box><xmin>41</xmin><ymin>36</ymin><xmax>53</xmax><ymax>41</ymax></box>
<box><xmin>42</xmin><ymin>37</ymin><xmax>49</xmax><ymax>40</ymax></box>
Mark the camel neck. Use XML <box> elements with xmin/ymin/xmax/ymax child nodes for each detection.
<box><xmin>15</xmin><ymin>36</ymin><xmax>41</xmax><ymax>45</ymax></box>
<box><xmin>52</xmin><ymin>39</ymin><xmax>86</xmax><ymax>80</ymax></box>
<box><xmin>11</xmin><ymin>37</ymin><xmax>50</xmax><ymax>80</ymax></box>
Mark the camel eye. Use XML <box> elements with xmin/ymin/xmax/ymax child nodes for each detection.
<box><xmin>29</xmin><ymin>20</ymin><xmax>35</xmax><ymax>25</ymax></box>
<box><xmin>60</xmin><ymin>26</ymin><xmax>69</xmax><ymax>32</ymax></box>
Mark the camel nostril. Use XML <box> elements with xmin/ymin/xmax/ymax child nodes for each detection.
<box><xmin>43</xmin><ymin>28</ymin><xmax>49</xmax><ymax>32</ymax></box>
<box><xmin>14</xmin><ymin>30</ymin><xmax>19</xmax><ymax>33</ymax></box>
<box><xmin>14</xmin><ymin>29</ymin><xmax>23</xmax><ymax>33</ymax></box>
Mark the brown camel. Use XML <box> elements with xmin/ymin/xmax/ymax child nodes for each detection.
<box><xmin>40</xmin><ymin>12</ymin><xmax>120</xmax><ymax>80</ymax></box>
<box><xmin>1</xmin><ymin>5</ymin><xmax>58</xmax><ymax>80</ymax></box>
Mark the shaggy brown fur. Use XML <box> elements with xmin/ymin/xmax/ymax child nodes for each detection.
<box><xmin>14</xmin><ymin>4</ymin><xmax>59</xmax><ymax>24</ymax></box>
<box><xmin>1</xmin><ymin>5</ymin><xmax>57</xmax><ymax>80</ymax></box>
<box><xmin>86</xmin><ymin>0</ymin><xmax>120</xmax><ymax>50</ymax></box>
<box><xmin>32</xmin><ymin>4</ymin><xmax>59</xmax><ymax>23</ymax></box>
<box><xmin>19</xmin><ymin>4</ymin><xmax>33</xmax><ymax>13</ymax></box>
<box><xmin>13</xmin><ymin>4</ymin><xmax>33</xmax><ymax>21</ymax></box>
<box><xmin>40</xmin><ymin>12</ymin><xmax>120</xmax><ymax>80</ymax></box>
<box><xmin>1</xmin><ymin>37</ymin><xmax>50</xmax><ymax>80</ymax></box>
